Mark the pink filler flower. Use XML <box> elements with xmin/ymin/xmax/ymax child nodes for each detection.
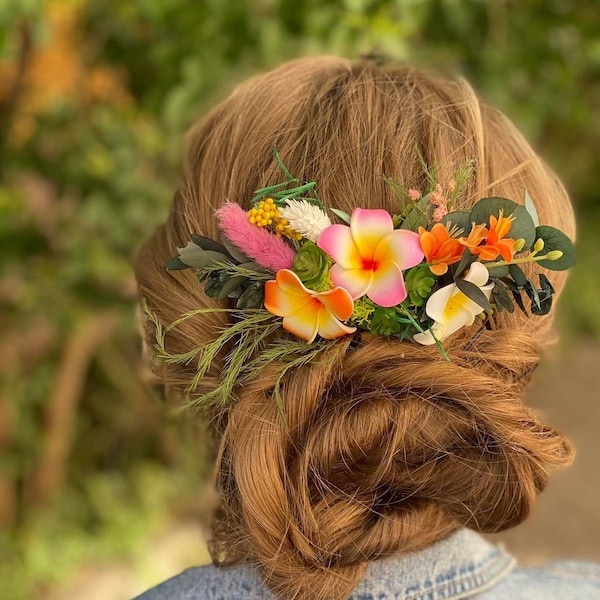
<box><xmin>215</xmin><ymin>202</ymin><xmax>296</xmax><ymax>272</ymax></box>
<box><xmin>317</xmin><ymin>208</ymin><xmax>424</xmax><ymax>307</ymax></box>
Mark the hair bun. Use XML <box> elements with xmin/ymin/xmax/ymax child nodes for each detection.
<box><xmin>211</xmin><ymin>330</ymin><xmax>572</xmax><ymax>600</ymax></box>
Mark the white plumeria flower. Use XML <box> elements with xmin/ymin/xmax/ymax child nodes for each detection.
<box><xmin>414</xmin><ymin>262</ymin><xmax>494</xmax><ymax>346</ymax></box>
<box><xmin>279</xmin><ymin>199</ymin><xmax>332</xmax><ymax>242</ymax></box>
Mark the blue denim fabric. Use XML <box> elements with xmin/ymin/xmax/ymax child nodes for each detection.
<box><xmin>133</xmin><ymin>529</ymin><xmax>600</xmax><ymax>599</ymax></box>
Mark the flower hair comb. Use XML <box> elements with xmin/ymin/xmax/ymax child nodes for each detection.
<box><xmin>151</xmin><ymin>150</ymin><xmax>575</xmax><ymax>409</ymax></box>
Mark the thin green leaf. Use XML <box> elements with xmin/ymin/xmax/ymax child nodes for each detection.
<box><xmin>273</xmin><ymin>146</ymin><xmax>294</xmax><ymax>181</ymax></box>
<box><xmin>455</xmin><ymin>278</ymin><xmax>491</xmax><ymax>311</ymax></box>
<box><xmin>453</xmin><ymin>249</ymin><xmax>475</xmax><ymax>279</ymax></box>
<box><xmin>524</xmin><ymin>191</ymin><xmax>540</xmax><ymax>228</ymax></box>
<box><xmin>330</xmin><ymin>208</ymin><xmax>351</xmax><ymax>224</ymax></box>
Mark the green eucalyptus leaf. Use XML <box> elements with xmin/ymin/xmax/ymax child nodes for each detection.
<box><xmin>511</xmin><ymin>290</ymin><xmax>528</xmax><ymax>314</ymax></box>
<box><xmin>508</xmin><ymin>264</ymin><xmax>528</xmax><ymax>287</ymax></box>
<box><xmin>453</xmin><ymin>249</ymin><xmax>475</xmax><ymax>279</ymax></box>
<box><xmin>178</xmin><ymin>245</ymin><xmax>230</xmax><ymax>268</ymax></box>
<box><xmin>165</xmin><ymin>256</ymin><xmax>189</xmax><ymax>270</ymax></box>
<box><xmin>218</xmin><ymin>275</ymin><xmax>248</xmax><ymax>299</ymax></box>
<box><xmin>524</xmin><ymin>191</ymin><xmax>540</xmax><ymax>228</ymax></box>
<box><xmin>524</xmin><ymin>279</ymin><xmax>541</xmax><ymax>311</ymax></box>
<box><xmin>529</xmin><ymin>274</ymin><xmax>554</xmax><ymax>316</ymax></box>
<box><xmin>221</xmin><ymin>235</ymin><xmax>251</xmax><ymax>264</ymax></box>
<box><xmin>330</xmin><ymin>208</ymin><xmax>351</xmax><ymax>224</ymax></box>
<box><xmin>486</xmin><ymin>264</ymin><xmax>509</xmax><ymax>278</ymax></box>
<box><xmin>455</xmin><ymin>278</ymin><xmax>491</xmax><ymax>311</ymax></box>
<box><xmin>535</xmin><ymin>225</ymin><xmax>576</xmax><ymax>271</ymax></box>
<box><xmin>204</xmin><ymin>275</ymin><xmax>225</xmax><ymax>297</ymax></box>
<box><xmin>237</xmin><ymin>261</ymin><xmax>272</xmax><ymax>275</ymax></box>
<box><xmin>190</xmin><ymin>234</ymin><xmax>228</xmax><ymax>254</ymax></box>
<box><xmin>236</xmin><ymin>282</ymin><xmax>265</xmax><ymax>309</ymax></box>
<box><xmin>491</xmin><ymin>279</ymin><xmax>514</xmax><ymax>313</ymax></box>
<box><xmin>470</xmin><ymin>197</ymin><xmax>536</xmax><ymax>249</ymax></box>
<box><xmin>440</xmin><ymin>210</ymin><xmax>472</xmax><ymax>235</ymax></box>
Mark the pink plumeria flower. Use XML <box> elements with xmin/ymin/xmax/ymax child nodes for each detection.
<box><xmin>317</xmin><ymin>208</ymin><xmax>424</xmax><ymax>307</ymax></box>
<box><xmin>413</xmin><ymin>262</ymin><xmax>494</xmax><ymax>345</ymax></box>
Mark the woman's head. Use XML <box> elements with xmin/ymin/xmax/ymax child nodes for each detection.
<box><xmin>135</xmin><ymin>56</ymin><xmax>575</xmax><ymax>600</ymax></box>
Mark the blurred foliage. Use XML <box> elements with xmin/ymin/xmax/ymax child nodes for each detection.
<box><xmin>1</xmin><ymin>0</ymin><xmax>599</xmax><ymax>598</ymax></box>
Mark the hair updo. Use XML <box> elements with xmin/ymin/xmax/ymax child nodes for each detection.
<box><xmin>135</xmin><ymin>56</ymin><xmax>575</xmax><ymax>600</ymax></box>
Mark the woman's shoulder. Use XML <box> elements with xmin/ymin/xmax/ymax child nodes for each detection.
<box><xmin>131</xmin><ymin>534</ymin><xmax>600</xmax><ymax>600</ymax></box>
<box><xmin>131</xmin><ymin>562</ymin><xmax>273</xmax><ymax>600</ymax></box>
<box><xmin>485</xmin><ymin>560</ymin><xmax>600</xmax><ymax>600</ymax></box>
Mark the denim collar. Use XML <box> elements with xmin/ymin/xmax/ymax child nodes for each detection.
<box><xmin>351</xmin><ymin>529</ymin><xmax>515</xmax><ymax>600</ymax></box>
<box><xmin>133</xmin><ymin>528</ymin><xmax>516</xmax><ymax>600</ymax></box>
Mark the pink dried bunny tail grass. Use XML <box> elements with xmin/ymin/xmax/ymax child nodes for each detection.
<box><xmin>215</xmin><ymin>202</ymin><xmax>296</xmax><ymax>272</ymax></box>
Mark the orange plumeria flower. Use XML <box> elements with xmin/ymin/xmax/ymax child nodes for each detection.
<box><xmin>460</xmin><ymin>212</ymin><xmax>516</xmax><ymax>262</ymax></box>
<box><xmin>264</xmin><ymin>269</ymin><xmax>356</xmax><ymax>343</ymax></box>
<box><xmin>418</xmin><ymin>223</ymin><xmax>464</xmax><ymax>276</ymax></box>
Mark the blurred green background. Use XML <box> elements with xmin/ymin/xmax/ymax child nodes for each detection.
<box><xmin>1</xmin><ymin>1</ymin><xmax>599</xmax><ymax>598</ymax></box>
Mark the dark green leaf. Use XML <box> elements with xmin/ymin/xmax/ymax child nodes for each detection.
<box><xmin>190</xmin><ymin>234</ymin><xmax>228</xmax><ymax>254</ymax></box>
<box><xmin>470</xmin><ymin>197</ymin><xmax>536</xmax><ymax>249</ymax></box>
<box><xmin>535</xmin><ymin>225</ymin><xmax>577</xmax><ymax>270</ymax></box>
<box><xmin>455</xmin><ymin>278</ymin><xmax>491</xmax><ymax>311</ymax></box>
<box><xmin>237</xmin><ymin>260</ymin><xmax>272</xmax><ymax>274</ymax></box>
<box><xmin>204</xmin><ymin>278</ymin><xmax>223</xmax><ymax>297</ymax></box>
<box><xmin>453</xmin><ymin>249</ymin><xmax>475</xmax><ymax>279</ymax></box>
<box><xmin>523</xmin><ymin>274</ymin><xmax>555</xmax><ymax>316</ymax></box>
<box><xmin>530</xmin><ymin>274</ymin><xmax>555</xmax><ymax>315</ymax></box>
<box><xmin>491</xmin><ymin>279</ymin><xmax>514</xmax><ymax>313</ymax></box>
<box><xmin>178</xmin><ymin>247</ymin><xmax>230</xmax><ymax>268</ymax></box>
<box><xmin>524</xmin><ymin>279</ymin><xmax>541</xmax><ymax>311</ymax></box>
<box><xmin>237</xmin><ymin>282</ymin><xmax>264</xmax><ymax>309</ymax></box>
<box><xmin>486</xmin><ymin>264</ymin><xmax>509</xmax><ymax>278</ymax></box>
<box><xmin>220</xmin><ymin>235</ymin><xmax>250</xmax><ymax>264</ymax></box>
<box><xmin>165</xmin><ymin>256</ymin><xmax>189</xmax><ymax>270</ymax></box>
<box><xmin>218</xmin><ymin>275</ymin><xmax>248</xmax><ymax>299</ymax></box>
<box><xmin>508</xmin><ymin>264</ymin><xmax>528</xmax><ymax>287</ymax></box>
<box><xmin>510</xmin><ymin>290</ymin><xmax>528</xmax><ymax>314</ymax></box>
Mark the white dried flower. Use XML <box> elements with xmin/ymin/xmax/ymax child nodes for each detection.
<box><xmin>279</xmin><ymin>200</ymin><xmax>332</xmax><ymax>242</ymax></box>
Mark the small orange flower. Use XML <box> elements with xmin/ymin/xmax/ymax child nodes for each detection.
<box><xmin>418</xmin><ymin>223</ymin><xmax>464</xmax><ymax>276</ymax></box>
<box><xmin>460</xmin><ymin>212</ymin><xmax>516</xmax><ymax>262</ymax></box>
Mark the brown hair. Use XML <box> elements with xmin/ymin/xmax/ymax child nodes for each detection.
<box><xmin>135</xmin><ymin>56</ymin><xmax>575</xmax><ymax>600</ymax></box>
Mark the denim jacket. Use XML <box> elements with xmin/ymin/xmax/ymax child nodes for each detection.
<box><xmin>133</xmin><ymin>529</ymin><xmax>600</xmax><ymax>599</ymax></box>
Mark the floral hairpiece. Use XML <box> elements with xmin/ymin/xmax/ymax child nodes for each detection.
<box><xmin>154</xmin><ymin>150</ymin><xmax>575</xmax><ymax>409</ymax></box>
